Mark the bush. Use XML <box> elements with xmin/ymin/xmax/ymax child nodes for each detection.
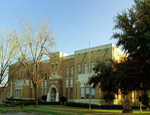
<box><xmin>142</xmin><ymin>93</ymin><xmax>149</xmax><ymax>107</ymax></box>
<box><xmin>41</xmin><ymin>95</ymin><xmax>47</xmax><ymax>102</ymax></box>
<box><xmin>60</xmin><ymin>97</ymin><xmax>67</xmax><ymax>105</ymax></box>
<box><xmin>65</xmin><ymin>101</ymin><xmax>99</xmax><ymax>109</ymax></box>
<box><xmin>103</xmin><ymin>92</ymin><xmax>115</xmax><ymax>104</ymax></box>
<box><xmin>64</xmin><ymin>101</ymin><xmax>147</xmax><ymax>110</ymax></box>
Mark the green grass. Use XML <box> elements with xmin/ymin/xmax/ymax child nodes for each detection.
<box><xmin>0</xmin><ymin>109</ymin><xmax>20</xmax><ymax>113</ymax></box>
<box><xmin>1</xmin><ymin>105</ymin><xmax>150</xmax><ymax>115</ymax></box>
<box><xmin>23</xmin><ymin>108</ymin><xmax>76</xmax><ymax>115</ymax></box>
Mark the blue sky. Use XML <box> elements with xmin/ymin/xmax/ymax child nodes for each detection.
<box><xmin>0</xmin><ymin>0</ymin><xmax>135</xmax><ymax>55</ymax></box>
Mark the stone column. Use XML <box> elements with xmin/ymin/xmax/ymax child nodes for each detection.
<box><xmin>56</xmin><ymin>92</ymin><xmax>59</xmax><ymax>102</ymax></box>
<box><xmin>10</xmin><ymin>81</ymin><xmax>13</xmax><ymax>97</ymax></box>
<box><xmin>47</xmin><ymin>92</ymin><xmax>50</xmax><ymax>102</ymax></box>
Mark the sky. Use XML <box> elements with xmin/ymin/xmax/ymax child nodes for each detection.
<box><xmin>0</xmin><ymin>0</ymin><xmax>135</xmax><ymax>55</ymax></box>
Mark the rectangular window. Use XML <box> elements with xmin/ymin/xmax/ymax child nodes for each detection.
<box><xmin>84</xmin><ymin>64</ymin><xmax>88</xmax><ymax>73</ymax></box>
<box><xmin>66</xmin><ymin>88</ymin><xmax>68</xmax><ymax>99</ymax></box>
<box><xmin>81</xmin><ymin>88</ymin><xmax>84</xmax><ymax>99</ymax></box>
<box><xmin>86</xmin><ymin>87</ymin><xmax>89</xmax><ymax>99</ymax></box>
<box><xmin>91</xmin><ymin>88</ymin><xmax>95</xmax><ymax>99</ymax></box>
<box><xmin>45</xmin><ymin>81</ymin><xmax>47</xmax><ymax>87</ymax></box>
<box><xmin>91</xmin><ymin>63</ymin><xmax>94</xmax><ymax>73</ymax></box>
<box><xmin>70</xmin><ymin>88</ymin><xmax>73</xmax><ymax>99</ymax></box>
<box><xmin>45</xmin><ymin>87</ymin><xmax>47</xmax><ymax>95</ymax></box>
<box><xmin>41</xmin><ymin>88</ymin><xmax>43</xmax><ymax>96</ymax></box>
<box><xmin>66</xmin><ymin>80</ymin><xmax>68</xmax><ymax>86</ymax></box>
<box><xmin>15</xmin><ymin>89</ymin><xmax>17</xmax><ymax>97</ymax></box>
<box><xmin>78</xmin><ymin>65</ymin><xmax>81</xmax><ymax>74</ymax></box>
<box><xmin>45</xmin><ymin>72</ymin><xmax>47</xmax><ymax>80</ymax></box>
<box><xmin>66</xmin><ymin>69</ymin><xmax>69</xmax><ymax>78</ymax></box>
<box><xmin>52</xmin><ymin>64</ymin><xmax>54</xmax><ymax>69</ymax></box>
<box><xmin>71</xmin><ymin>68</ymin><xmax>73</xmax><ymax>78</ymax></box>
<box><xmin>70</xmin><ymin>80</ymin><xmax>73</xmax><ymax>86</ymax></box>
<box><xmin>20</xmin><ymin>88</ymin><xmax>22</xmax><ymax>97</ymax></box>
<box><xmin>30</xmin><ymin>88</ymin><xmax>32</xmax><ymax>97</ymax></box>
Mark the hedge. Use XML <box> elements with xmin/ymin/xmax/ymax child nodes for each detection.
<box><xmin>64</xmin><ymin>101</ymin><xmax>147</xmax><ymax>110</ymax></box>
<box><xmin>12</xmin><ymin>101</ymin><xmax>61</xmax><ymax>107</ymax></box>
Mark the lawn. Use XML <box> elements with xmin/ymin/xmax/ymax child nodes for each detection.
<box><xmin>0</xmin><ymin>105</ymin><xmax>150</xmax><ymax>115</ymax></box>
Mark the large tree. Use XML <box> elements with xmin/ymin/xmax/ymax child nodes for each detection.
<box><xmin>88</xmin><ymin>61</ymin><xmax>119</xmax><ymax>94</ymax></box>
<box><xmin>112</xmin><ymin>0</ymin><xmax>150</xmax><ymax>92</ymax></box>
<box><xmin>0</xmin><ymin>29</ymin><xmax>18</xmax><ymax>93</ymax></box>
<box><xmin>15</xmin><ymin>19</ymin><xmax>55</xmax><ymax>107</ymax></box>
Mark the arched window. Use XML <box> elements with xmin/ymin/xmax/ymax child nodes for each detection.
<box><xmin>77</xmin><ymin>64</ymin><xmax>81</xmax><ymax>74</ymax></box>
<box><xmin>84</xmin><ymin>63</ymin><xmax>87</xmax><ymax>73</ymax></box>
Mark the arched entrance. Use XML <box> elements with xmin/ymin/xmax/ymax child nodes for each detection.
<box><xmin>47</xmin><ymin>85</ymin><xmax>59</xmax><ymax>102</ymax></box>
<box><xmin>51</xmin><ymin>88</ymin><xmax>56</xmax><ymax>102</ymax></box>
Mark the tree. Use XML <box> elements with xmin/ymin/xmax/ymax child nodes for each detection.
<box><xmin>112</xmin><ymin>0</ymin><xmax>150</xmax><ymax>92</ymax></box>
<box><xmin>103</xmin><ymin>92</ymin><xmax>115</xmax><ymax>104</ymax></box>
<box><xmin>41</xmin><ymin>95</ymin><xmax>47</xmax><ymax>102</ymax></box>
<box><xmin>0</xmin><ymin>29</ymin><xmax>18</xmax><ymax>93</ymax></box>
<box><xmin>60</xmin><ymin>96</ymin><xmax>67</xmax><ymax>105</ymax></box>
<box><xmin>15</xmin><ymin>19</ymin><xmax>55</xmax><ymax>107</ymax></box>
<box><xmin>88</xmin><ymin>61</ymin><xmax>119</xmax><ymax>94</ymax></box>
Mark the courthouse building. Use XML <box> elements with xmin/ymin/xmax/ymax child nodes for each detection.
<box><xmin>1</xmin><ymin>43</ymin><xmax>140</xmax><ymax>105</ymax></box>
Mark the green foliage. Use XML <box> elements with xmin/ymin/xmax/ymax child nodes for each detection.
<box><xmin>103</xmin><ymin>92</ymin><xmax>115</xmax><ymax>104</ymax></box>
<box><xmin>88</xmin><ymin>60</ymin><xmax>119</xmax><ymax>94</ymax></box>
<box><xmin>60</xmin><ymin>96</ymin><xmax>67</xmax><ymax>105</ymax></box>
<box><xmin>1</xmin><ymin>97</ymin><xmax>60</xmax><ymax>107</ymax></box>
<box><xmin>65</xmin><ymin>101</ymin><xmax>100</xmax><ymax>109</ymax></box>
<box><xmin>41</xmin><ymin>95</ymin><xmax>47</xmax><ymax>102</ymax></box>
<box><xmin>64</xmin><ymin>101</ymin><xmax>147</xmax><ymax>110</ymax></box>
<box><xmin>124</xmin><ymin>97</ymin><xmax>131</xmax><ymax>104</ymax></box>
<box><xmin>141</xmin><ymin>93</ymin><xmax>149</xmax><ymax>107</ymax></box>
<box><xmin>112</xmin><ymin>0</ymin><xmax>150</xmax><ymax>92</ymax></box>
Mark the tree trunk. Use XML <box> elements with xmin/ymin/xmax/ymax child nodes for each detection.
<box><xmin>34</xmin><ymin>85</ymin><xmax>38</xmax><ymax>107</ymax></box>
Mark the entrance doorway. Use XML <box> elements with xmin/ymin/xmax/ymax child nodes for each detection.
<box><xmin>47</xmin><ymin>85</ymin><xmax>59</xmax><ymax>102</ymax></box>
<box><xmin>51</xmin><ymin>88</ymin><xmax>56</xmax><ymax>102</ymax></box>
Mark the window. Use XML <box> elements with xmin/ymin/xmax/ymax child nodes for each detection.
<box><xmin>86</xmin><ymin>87</ymin><xmax>89</xmax><ymax>99</ymax></box>
<box><xmin>45</xmin><ymin>87</ymin><xmax>47</xmax><ymax>95</ymax></box>
<box><xmin>70</xmin><ymin>80</ymin><xmax>73</xmax><ymax>86</ymax></box>
<box><xmin>78</xmin><ymin>64</ymin><xmax>81</xmax><ymax>74</ymax></box>
<box><xmin>45</xmin><ymin>72</ymin><xmax>47</xmax><ymax>80</ymax></box>
<box><xmin>41</xmin><ymin>88</ymin><xmax>43</xmax><ymax>96</ymax></box>
<box><xmin>15</xmin><ymin>87</ymin><xmax>22</xmax><ymax>98</ymax></box>
<box><xmin>81</xmin><ymin>88</ymin><xmax>84</xmax><ymax>99</ymax></box>
<box><xmin>91</xmin><ymin>63</ymin><xmax>94</xmax><ymax>73</ymax></box>
<box><xmin>70</xmin><ymin>88</ymin><xmax>73</xmax><ymax>99</ymax></box>
<box><xmin>20</xmin><ymin>87</ymin><xmax>22</xmax><ymax>97</ymax></box>
<box><xmin>56</xmin><ymin>64</ymin><xmax>57</xmax><ymax>70</ymax></box>
<box><xmin>52</xmin><ymin>64</ymin><xmax>54</xmax><ymax>69</ymax></box>
<box><xmin>66</xmin><ymin>88</ymin><xmax>68</xmax><ymax>99</ymax></box>
<box><xmin>15</xmin><ymin>89</ymin><xmax>18</xmax><ymax>97</ymax></box>
<box><xmin>66</xmin><ymin>69</ymin><xmax>69</xmax><ymax>78</ymax></box>
<box><xmin>66</xmin><ymin>80</ymin><xmax>68</xmax><ymax>86</ymax></box>
<box><xmin>30</xmin><ymin>88</ymin><xmax>32</xmax><ymax>97</ymax></box>
<box><xmin>55</xmin><ymin>71</ymin><xmax>57</xmax><ymax>75</ymax></box>
<box><xmin>42</xmin><ymin>72</ymin><xmax>44</xmax><ymax>78</ymax></box>
<box><xmin>84</xmin><ymin>63</ymin><xmax>88</xmax><ymax>73</ymax></box>
<box><xmin>91</xmin><ymin>88</ymin><xmax>95</xmax><ymax>99</ymax></box>
<box><xmin>71</xmin><ymin>68</ymin><xmax>73</xmax><ymax>78</ymax></box>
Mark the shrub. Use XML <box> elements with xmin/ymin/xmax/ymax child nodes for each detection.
<box><xmin>65</xmin><ymin>101</ymin><xmax>99</xmax><ymax>109</ymax></box>
<box><xmin>103</xmin><ymin>92</ymin><xmax>115</xmax><ymax>104</ymax></box>
<box><xmin>41</xmin><ymin>95</ymin><xmax>47</xmax><ymax>102</ymax></box>
<box><xmin>64</xmin><ymin>101</ymin><xmax>147</xmax><ymax>110</ymax></box>
<box><xmin>142</xmin><ymin>93</ymin><xmax>149</xmax><ymax>107</ymax></box>
<box><xmin>60</xmin><ymin>97</ymin><xmax>67</xmax><ymax>105</ymax></box>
